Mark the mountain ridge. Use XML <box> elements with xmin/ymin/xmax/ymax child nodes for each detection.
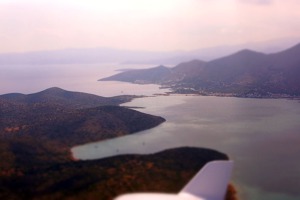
<box><xmin>100</xmin><ymin>42</ymin><xmax>300</xmax><ymax>97</ymax></box>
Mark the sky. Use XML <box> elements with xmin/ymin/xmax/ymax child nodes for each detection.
<box><xmin>0</xmin><ymin>0</ymin><xmax>299</xmax><ymax>53</ymax></box>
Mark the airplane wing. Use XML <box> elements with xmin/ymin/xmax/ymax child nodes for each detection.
<box><xmin>114</xmin><ymin>160</ymin><xmax>233</xmax><ymax>200</ymax></box>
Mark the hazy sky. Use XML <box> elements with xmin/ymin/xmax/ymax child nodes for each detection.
<box><xmin>0</xmin><ymin>0</ymin><xmax>299</xmax><ymax>53</ymax></box>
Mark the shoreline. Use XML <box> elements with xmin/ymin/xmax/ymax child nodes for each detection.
<box><xmin>153</xmin><ymin>91</ymin><xmax>300</xmax><ymax>101</ymax></box>
<box><xmin>152</xmin><ymin>85</ymin><xmax>300</xmax><ymax>100</ymax></box>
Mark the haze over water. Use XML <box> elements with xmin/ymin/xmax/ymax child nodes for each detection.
<box><xmin>0</xmin><ymin>63</ymin><xmax>170</xmax><ymax>96</ymax></box>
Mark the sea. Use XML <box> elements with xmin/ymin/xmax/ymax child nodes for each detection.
<box><xmin>1</xmin><ymin>63</ymin><xmax>300</xmax><ymax>200</ymax></box>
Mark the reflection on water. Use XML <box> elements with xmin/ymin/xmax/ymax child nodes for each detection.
<box><xmin>72</xmin><ymin>95</ymin><xmax>300</xmax><ymax>200</ymax></box>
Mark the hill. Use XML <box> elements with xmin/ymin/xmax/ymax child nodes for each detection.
<box><xmin>0</xmin><ymin>87</ymin><xmax>136</xmax><ymax>108</ymax></box>
<box><xmin>0</xmin><ymin>88</ymin><xmax>165</xmax><ymax>170</ymax></box>
<box><xmin>100</xmin><ymin>43</ymin><xmax>300</xmax><ymax>97</ymax></box>
<box><xmin>0</xmin><ymin>147</ymin><xmax>236</xmax><ymax>200</ymax></box>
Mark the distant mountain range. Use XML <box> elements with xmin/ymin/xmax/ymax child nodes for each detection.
<box><xmin>0</xmin><ymin>37</ymin><xmax>298</xmax><ymax>64</ymax></box>
<box><xmin>100</xmin><ymin>43</ymin><xmax>300</xmax><ymax>97</ymax></box>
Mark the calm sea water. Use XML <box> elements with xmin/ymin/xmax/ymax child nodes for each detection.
<box><xmin>1</xmin><ymin>64</ymin><xmax>300</xmax><ymax>200</ymax></box>
<box><xmin>73</xmin><ymin>96</ymin><xmax>300</xmax><ymax>200</ymax></box>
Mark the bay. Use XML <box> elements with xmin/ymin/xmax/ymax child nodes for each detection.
<box><xmin>72</xmin><ymin>95</ymin><xmax>300</xmax><ymax>200</ymax></box>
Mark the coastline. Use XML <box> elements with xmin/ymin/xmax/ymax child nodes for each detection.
<box><xmin>154</xmin><ymin>84</ymin><xmax>300</xmax><ymax>100</ymax></box>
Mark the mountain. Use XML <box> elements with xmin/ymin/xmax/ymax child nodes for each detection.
<box><xmin>100</xmin><ymin>43</ymin><xmax>300</xmax><ymax>97</ymax></box>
